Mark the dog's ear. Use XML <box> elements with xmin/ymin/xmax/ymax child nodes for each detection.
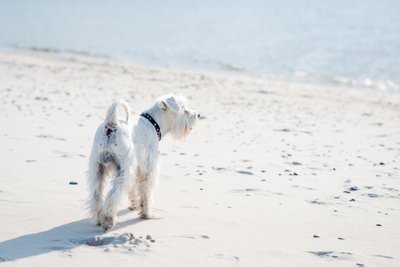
<box><xmin>159</xmin><ymin>95</ymin><xmax>181</xmax><ymax>113</ymax></box>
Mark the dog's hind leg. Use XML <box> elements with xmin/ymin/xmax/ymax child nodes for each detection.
<box><xmin>87</xmin><ymin>161</ymin><xmax>106</xmax><ymax>226</ymax></box>
<box><xmin>102</xmin><ymin>165</ymin><xmax>134</xmax><ymax>230</ymax></box>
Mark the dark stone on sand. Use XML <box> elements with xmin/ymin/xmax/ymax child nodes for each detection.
<box><xmin>338</xmin><ymin>237</ymin><xmax>345</xmax><ymax>240</ymax></box>
<box><xmin>376</xmin><ymin>224</ymin><xmax>382</xmax><ymax>227</ymax></box>
<box><xmin>69</xmin><ymin>181</ymin><xmax>78</xmax><ymax>185</ymax></box>
<box><xmin>313</xmin><ymin>235</ymin><xmax>320</xmax><ymax>238</ymax></box>
<box><xmin>343</xmin><ymin>190</ymin><xmax>351</xmax><ymax>194</ymax></box>
<box><xmin>200</xmin><ymin>188</ymin><xmax>203</xmax><ymax>191</ymax></box>
<box><xmin>151</xmin><ymin>239</ymin><xmax>156</xmax><ymax>243</ymax></box>
<box><xmin>275</xmin><ymin>128</ymin><xmax>291</xmax><ymax>132</ymax></box>
<box><xmin>292</xmin><ymin>161</ymin><xmax>302</xmax><ymax>166</ymax></box>
<box><xmin>349</xmin><ymin>186</ymin><xmax>359</xmax><ymax>191</ymax></box>
<box><xmin>293</xmin><ymin>172</ymin><xmax>298</xmax><ymax>176</ymax></box>
<box><xmin>379</xmin><ymin>162</ymin><xmax>385</xmax><ymax>165</ymax></box>
<box><xmin>349</xmin><ymin>198</ymin><xmax>356</xmax><ymax>202</ymax></box>
<box><xmin>146</xmin><ymin>235</ymin><xmax>152</xmax><ymax>240</ymax></box>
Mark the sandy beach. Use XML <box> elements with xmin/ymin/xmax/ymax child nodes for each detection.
<box><xmin>0</xmin><ymin>51</ymin><xmax>399</xmax><ymax>266</ymax></box>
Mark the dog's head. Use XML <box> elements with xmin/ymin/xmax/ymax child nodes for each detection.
<box><xmin>157</xmin><ymin>94</ymin><xmax>200</xmax><ymax>139</ymax></box>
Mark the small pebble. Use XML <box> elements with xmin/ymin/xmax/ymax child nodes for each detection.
<box><xmin>338</xmin><ymin>237</ymin><xmax>345</xmax><ymax>240</ymax></box>
<box><xmin>349</xmin><ymin>198</ymin><xmax>356</xmax><ymax>202</ymax></box>
<box><xmin>376</xmin><ymin>224</ymin><xmax>382</xmax><ymax>227</ymax></box>
<box><xmin>379</xmin><ymin>162</ymin><xmax>385</xmax><ymax>165</ymax></box>
<box><xmin>313</xmin><ymin>235</ymin><xmax>320</xmax><ymax>238</ymax></box>
<box><xmin>146</xmin><ymin>235</ymin><xmax>152</xmax><ymax>240</ymax></box>
<box><xmin>150</xmin><ymin>239</ymin><xmax>156</xmax><ymax>243</ymax></box>
<box><xmin>69</xmin><ymin>181</ymin><xmax>78</xmax><ymax>185</ymax></box>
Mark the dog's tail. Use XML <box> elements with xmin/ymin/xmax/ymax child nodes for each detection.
<box><xmin>105</xmin><ymin>100</ymin><xmax>131</xmax><ymax>126</ymax></box>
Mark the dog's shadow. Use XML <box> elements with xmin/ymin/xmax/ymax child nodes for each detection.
<box><xmin>0</xmin><ymin>210</ymin><xmax>143</xmax><ymax>262</ymax></box>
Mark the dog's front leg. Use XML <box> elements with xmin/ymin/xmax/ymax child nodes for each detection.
<box><xmin>137</xmin><ymin>168</ymin><xmax>158</xmax><ymax>219</ymax></box>
<box><xmin>128</xmin><ymin>182</ymin><xmax>138</xmax><ymax>211</ymax></box>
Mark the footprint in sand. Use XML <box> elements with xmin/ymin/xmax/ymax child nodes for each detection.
<box><xmin>237</xmin><ymin>170</ymin><xmax>253</xmax><ymax>175</ymax></box>
<box><xmin>84</xmin><ymin>232</ymin><xmax>155</xmax><ymax>253</ymax></box>
<box><xmin>37</xmin><ymin>134</ymin><xmax>66</xmax><ymax>141</ymax></box>
<box><xmin>212</xmin><ymin>254</ymin><xmax>240</xmax><ymax>261</ymax></box>
<box><xmin>308</xmin><ymin>251</ymin><xmax>352</xmax><ymax>260</ymax></box>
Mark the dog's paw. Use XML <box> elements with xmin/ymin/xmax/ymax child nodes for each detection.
<box><xmin>140</xmin><ymin>212</ymin><xmax>155</xmax><ymax>220</ymax></box>
<box><xmin>95</xmin><ymin>212</ymin><xmax>104</xmax><ymax>226</ymax></box>
<box><xmin>128</xmin><ymin>203</ymin><xmax>137</xmax><ymax>211</ymax></box>
<box><xmin>102</xmin><ymin>215</ymin><xmax>115</xmax><ymax>231</ymax></box>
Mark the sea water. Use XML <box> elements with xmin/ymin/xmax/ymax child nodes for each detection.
<box><xmin>0</xmin><ymin>0</ymin><xmax>399</xmax><ymax>91</ymax></box>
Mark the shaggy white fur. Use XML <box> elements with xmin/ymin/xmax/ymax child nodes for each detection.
<box><xmin>87</xmin><ymin>100</ymin><xmax>134</xmax><ymax>230</ymax></box>
<box><xmin>87</xmin><ymin>94</ymin><xmax>199</xmax><ymax>230</ymax></box>
<box><xmin>129</xmin><ymin>94</ymin><xmax>200</xmax><ymax>219</ymax></box>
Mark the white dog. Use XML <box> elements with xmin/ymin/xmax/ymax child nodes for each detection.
<box><xmin>87</xmin><ymin>94</ymin><xmax>199</xmax><ymax>230</ymax></box>
<box><xmin>129</xmin><ymin>94</ymin><xmax>200</xmax><ymax>219</ymax></box>
<box><xmin>87</xmin><ymin>100</ymin><xmax>134</xmax><ymax>230</ymax></box>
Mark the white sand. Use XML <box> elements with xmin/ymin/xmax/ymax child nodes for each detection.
<box><xmin>0</xmin><ymin>51</ymin><xmax>399</xmax><ymax>266</ymax></box>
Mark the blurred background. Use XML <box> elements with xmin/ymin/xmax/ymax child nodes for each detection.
<box><xmin>0</xmin><ymin>0</ymin><xmax>399</xmax><ymax>91</ymax></box>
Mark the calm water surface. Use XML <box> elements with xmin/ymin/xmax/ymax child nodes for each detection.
<box><xmin>1</xmin><ymin>0</ymin><xmax>399</xmax><ymax>90</ymax></box>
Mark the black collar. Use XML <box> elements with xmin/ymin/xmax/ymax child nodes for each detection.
<box><xmin>140</xmin><ymin>113</ymin><xmax>161</xmax><ymax>141</ymax></box>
